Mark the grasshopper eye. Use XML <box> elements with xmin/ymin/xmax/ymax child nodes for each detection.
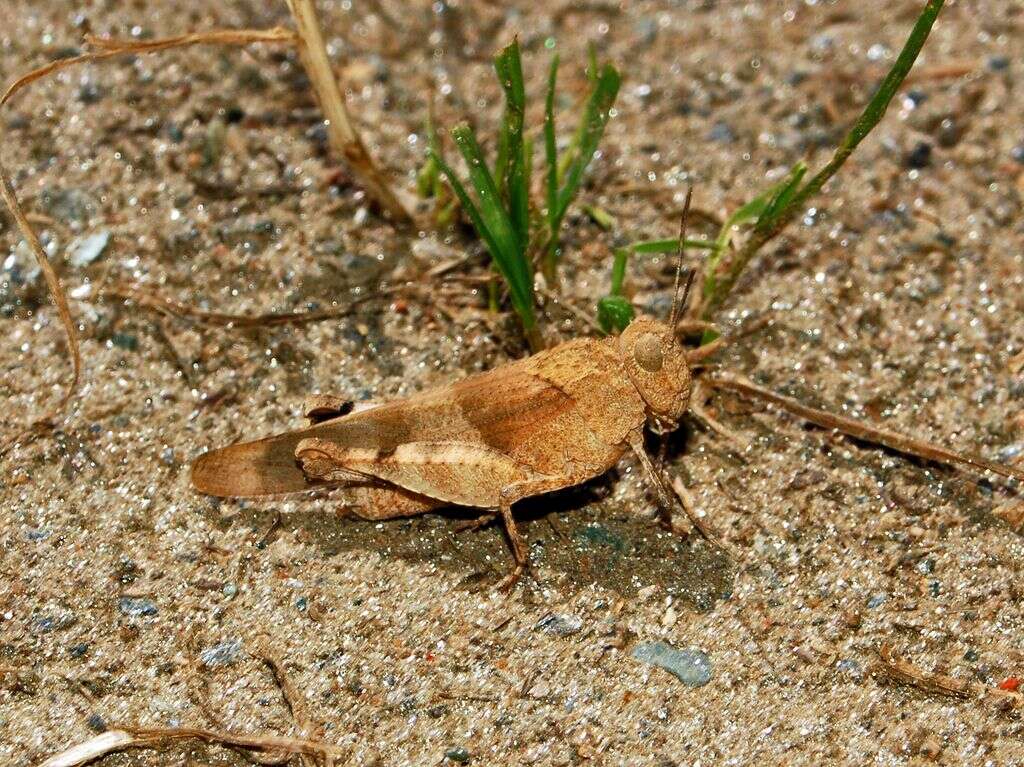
<box><xmin>634</xmin><ymin>333</ymin><xmax>664</xmax><ymax>372</ymax></box>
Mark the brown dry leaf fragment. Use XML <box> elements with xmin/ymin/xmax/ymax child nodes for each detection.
<box><xmin>993</xmin><ymin>502</ymin><xmax>1024</xmax><ymax>531</ymax></box>
<box><xmin>1009</xmin><ymin>350</ymin><xmax>1024</xmax><ymax>376</ymax></box>
<box><xmin>877</xmin><ymin>644</ymin><xmax>970</xmax><ymax>699</ymax></box>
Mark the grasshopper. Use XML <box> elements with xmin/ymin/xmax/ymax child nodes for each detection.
<box><xmin>192</xmin><ymin>201</ymin><xmax>1024</xmax><ymax>589</ymax></box>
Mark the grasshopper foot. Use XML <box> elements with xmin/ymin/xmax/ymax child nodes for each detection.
<box><xmin>453</xmin><ymin>511</ymin><xmax>499</xmax><ymax>534</ymax></box>
<box><xmin>496</xmin><ymin>563</ymin><xmax>525</xmax><ymax>593</ymax></box>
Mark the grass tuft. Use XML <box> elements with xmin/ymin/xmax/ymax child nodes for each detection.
<box><xmin>429</xmin><ymin>39</ymin><xmax>620</xmax><ymax>351</ymax></box>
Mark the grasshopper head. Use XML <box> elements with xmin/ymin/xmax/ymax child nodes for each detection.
<box><xmin>618</xmin><ymin>317</ymin><xmax>692</xmax><ymax>425</ymax></box>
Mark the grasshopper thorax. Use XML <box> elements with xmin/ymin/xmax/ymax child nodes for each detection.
<box><xmin>617</xmin><ymin>317</ymin><xmax>692</xmax><ymax>425</ymax></box>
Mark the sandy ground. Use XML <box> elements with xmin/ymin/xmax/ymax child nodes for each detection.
<box><xmin>2</xmin><ymin>0</ymin><xmax>1024</xmax><ymax>764</ymax></box>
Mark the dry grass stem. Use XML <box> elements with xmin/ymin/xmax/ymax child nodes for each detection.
<box><xmin>255</xmin><ymin>647</ymin><xmax>317</xmax><ymax>767</ymax></box>
<box><xmin>669</xmin><ymin>474</ymin><xmax>725</xmax><ymax>547</ymax></box>
<box><xmin>0</xmin><ymin>160</ymin><xmax>80</xmax><ymax>439</ymax></box>
<box><xmin>35</xmin><ymin>726</ymin><xmax>346</xmax><ymax>767</ymax></box>
<box><xmin>284</xmin><ymin>0</ymin><xmax>412</xmax><ymax>223</ymax></box>
<box><xmin>102</xmin><ymin>283</ymin><xmax>386</xmax><ymax>328</ymax></box>
<box><xmin>2</xmin><ymin>27</ymin><xmax>296</xmax><ymax>105</ymax></box>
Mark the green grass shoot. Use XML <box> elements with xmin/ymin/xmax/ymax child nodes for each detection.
<box><xmin>428</xmin><ymin>38</ymin><xmax>621</xmax><ymax>351</ymax></box>
<box><xmin>699</xmin><ymin>0</ymin><xmax>945</xmax><ymax>319</ymax></box>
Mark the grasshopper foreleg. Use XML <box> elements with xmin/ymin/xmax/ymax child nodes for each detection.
<box><xmin>627</xmin><ymin>430</ymin><xmax>689</xmax><ymax>534</ymax></box>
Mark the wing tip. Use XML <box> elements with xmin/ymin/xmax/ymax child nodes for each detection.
<box><xmin>190</xmin><ymin>434</ymin><xmax>315</xmax><ymax>498</ymax></box>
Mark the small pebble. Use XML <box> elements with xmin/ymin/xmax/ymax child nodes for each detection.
<box><xmin>200</xmin><ymin>639</ymin><xmax>242</xmax><ymax>667</ymax></box>
<box><xmin>986</xmin><ymin>55</ymin><xmax>1010</xmax><ymax>72</ymax></box>
<box><xmin>67</xmin><ymin>230</ymin><xmax>110</xmax><ymax>267</ymax></box>
<box><xmin>118</xmin><ymin>596</ymin><xmax>157</xmax><ymax>617</ymax></box>
<box><xmin>837</xmin><ymin>659</ymin><xmax>864</xmax><ymax>681</ymax></box>
<box><xmin>707</xmin><ymin>121</ymin><xmax>735</xmax><ymax>143</ymax></box>
<box><xmin>68</xmin><ymin>643</ymin><xmax>89</xmax><ymax>658</ymax></box>
<box><xmin>904</xmin><ymin>141</ymin><xmax>933</xmax><ymax>169</ymax></box>
<box><xmin>86</xmin><ymin>713</ymin><xmax>107</xmax><ymax>733</ymax></box>
<box><xmin>445</xmin><ymin>746</ymin><xmax>471</xmax><ymax>764</ymax></box>
<box><xmin>111</xmin><ymin>333</ymin><xmax>139</xmax><ymax>352</ymax></box>
<box><xmin>632</xmin><ymin>641</ymin><xmax>712</xmax><ymax>687</ymax></box>
<box><xmin>866</xmin><ymin>594</ymin><xmax>887</xmax><ymax>609</ymax></box>
<box><xmin>535</xmin><ymin>612</ymin><xmax>582</xmax><ymax>636</ymax></box>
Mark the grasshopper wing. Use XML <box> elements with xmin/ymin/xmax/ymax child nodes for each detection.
<box><xmin>193</xmin><ymin>339</ymin><xmax>646</xmax><ymax>501</ymax></box>
<box><xmin>191</xmin><ymin>423</ymin><xmax>334</xmax><ymax>497</ymax></box>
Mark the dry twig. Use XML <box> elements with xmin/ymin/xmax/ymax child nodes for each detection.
<box><xmin>284</xmin><ymin>0</ymin><xmax>412</xmax><ymax>223</ymax></box>
<box><xmin>35</xmin><ymin>726</ymin><xmax>346</xmax><ymax>767</ymax></box>
<box><xmin>877</xmin><ymin>643</ymin><xmax>970</xmax><ymax>699</ymax></box>
<box><xmin>2</xmin><ymin>28</ymin><xmax>297</xmax><ymax>105</ymax></box>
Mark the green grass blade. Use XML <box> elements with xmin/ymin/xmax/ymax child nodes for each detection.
<box><xmin>757</xmin><ymin>162</ymin><xmax>807</xmax><ymax>228</ymax></box>
<box><xmin>428</xmin><ymin>146</ymin><xmax>502</xmax><ymax>277</ymax></box>
<box><xmin>494</xmin><ymin>40</ymin><xmax>529</xmax><ymax>249</ymax></box>
<box><xmin>701</xmin><ymin>0</ymin><xmax>944</xmax><ymax>320</ymax></box>
<box><xmin>609</xmin><ymin>247</ymin><xmax>629</xmax><ymax>295</ymax></box>
<box><xmin>553</xmin><ymin>63</ymin><xmax>620</xmax><ymax>227</ymax></box>
<box><xmin>586</xmin><ymin>42</ymin><xmax>599</xmax><ymax>85</ymax></box>
<box><xmin>544</xmin><ymin>54</ymin><xmax>560</xmax><ymax>231</ymax></box>
<box><xmin>582</xmin><ymin>203</ymin><xmax>617</xmax><ymax>230</ymax></box>
<box><xmin>629</xmin><ymin>237</ymin><xmax>719</xmax><ymax>254</ymax></box>
<box><xmin>450</xmin><ymin>123</ymin><xmax>535</xmax><ymax>327</ymax></box>
<box><xmin>703</xmin><ymin>162</ymin><xmax>807</xmax><ymax>299</ymax></box>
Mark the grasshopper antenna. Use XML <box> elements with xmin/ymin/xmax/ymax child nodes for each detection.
<box><xmin>668</xmin><ymin>186</ymin><xmax>694</xmax><ymax>328</ymax></box>
<box><xmin>706</xmin><ymin>373</ymin><xmax>1024</xmax><ymax>482</ymax></box>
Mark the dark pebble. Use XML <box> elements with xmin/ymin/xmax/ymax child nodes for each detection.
<box><xmin>86</xmin><ymin>713</ymin><xmax>107</xmax><ymax>733</ymax></box>
<box><xmin>445</xmin><ymin>746</ymin><xmax>471</xmax><ymax>764</ymax></box>
<box><xmin>986</xmin><ymin>55</ymin><xmax>1010</xmax><ymax>72</ymax></box>
<box><xmin>936</xmin><ymin>118</ymin><xmax>961</xmax><ymax>148</ymax></box>
<box><xmin>905</xmin><ymin>88</ymin><xmax>928</xmax><ymax>107</ymax></box>
<box><xmin>295</xmin><ymin>596</ymin><xmax>309</xmax><ymax>612</ymax></box>
<box><xmin>225</xmin><ymin>106</ymin><xmax>246</xmax><ymax>124</ymax></box>
<box><xmin>78</xmin><ymin>82</ymin><xmax>105</xmax><ymax>104</ymax></box>
<box><xmin>964</xmin><ymin>649</ymin><xmax>980</xmax><ymax>662</ymax></box>
<box><xmin>69</xmin><ymin>643</ymin><xmax>89</xmax><ymax>658</ymax></box>
<box><xmin>904</xmin><ymin>141</ymin><xmax>933</xmax><ymax>169</ymax></box>
<box><xmin>1011</xmin><ymin>146</ymin><xmax>1024</xmax><ymax>165</ymax></box>
<box><xmin>111</xmin><ymin>333</ymin><xmax>139</xmax><ymax>352</ymax></box>
<box><xmin>707</xmin><ymin>121</ymin><xmax>736</xmax><ymax>143</ymax></box>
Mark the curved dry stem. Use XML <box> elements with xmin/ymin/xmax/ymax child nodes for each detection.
<box><xmin>0</xmin><ymin>160</ymin><xmax>80</xmax><ymax>430</ymax></box>
<box><xmin>102</xmin><ymin>282</ymin><xmax>386</xmax><ymax>328</ymax></box>
<box><xmin>35</xmin><ymin>725</ymin><xmax>347</xmax><ymax>767</ymax></box>
<box><xmin>2</xmin><ymin>27</ymin><xmax>296</xmax><ymax>105</ymax></box>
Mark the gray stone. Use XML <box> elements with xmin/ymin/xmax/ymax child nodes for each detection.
<box><xmin>632</xmin><ymin>642</ymin><xmax>712</xmax><ymax>687</ymax></box>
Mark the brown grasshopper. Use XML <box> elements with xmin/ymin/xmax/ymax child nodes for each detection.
<box><xmin>192</xmin><ymin>205</ymin><xmax>1024</xmax><ymax>589</ymax></box>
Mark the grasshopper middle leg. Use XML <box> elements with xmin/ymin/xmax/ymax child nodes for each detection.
<box><xmin>493</xmin><ymin>477</ymin><xmax>570</xmax><ymax>592</ymax></box>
